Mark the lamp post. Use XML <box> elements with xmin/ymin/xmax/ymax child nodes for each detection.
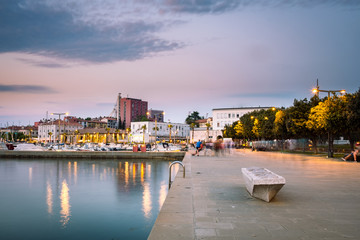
<box><xmin>51</xmin><ymin>112</ymin><xmax>68</xmax><ymax>149</ymax></box>
<box><xmin>312</xmin><ymin>81</ymin><xmax>345</xmax><ymax>158</ymax></box>
<box><xmin>312</xmin><ymin>79</ymin><xmax>345</xmax><ymax>98</ymax></box>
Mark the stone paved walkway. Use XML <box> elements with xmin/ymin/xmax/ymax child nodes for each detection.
<box><xmin>148</xmin><ymin>149</ymin><xmax>360</xmax><ymax>240</ymax></box>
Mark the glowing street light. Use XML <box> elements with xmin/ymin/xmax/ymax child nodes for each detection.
<box><xmin>312</xmin><ymin>79</ymin><xmax>345</xmax><ymax>98</ymax></box>
<box><xmin>51</xmin><ymin>112</ymin><xmax>68</xmax><ymax>148</ymax></box>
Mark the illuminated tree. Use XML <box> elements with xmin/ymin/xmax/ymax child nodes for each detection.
<box><xmin>168</xmin><ymin>124</ymin><xmax>173</xmax><ymax>142</ymax></box>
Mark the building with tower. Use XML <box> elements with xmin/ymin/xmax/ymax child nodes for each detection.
<box><xmin>110</xmin><ymin>93</ymin><xmax>148</xmax><ymax>129</ymax></box>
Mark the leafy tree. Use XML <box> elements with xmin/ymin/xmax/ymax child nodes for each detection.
<box><xmin>168</xmin><ymin>124</ymin><xmax>173</xmax><ymax>142</ymax></box>
<box><xmin>126</xmin><ymin>127</ymin><xmax>131</xmax><ymax>143</ymax></box>
<box><xmin>252</xmin><ymin>118</ymin><xmax>260</xmax><ymax>140</ymax></box>
<box><xmin>223</xmin><ymin>124</ymin><xmax>236</xmax><ymax>139</ymax></box>
<box><xmin>307</xmin><ymin>96</ymin><xmax>347</xmax><ymax>157</ymax></box>
<box><xmin>133</xmin><ymin>115</ymin><xmax>149</xmax><ymax>122</ymax></box>
<box><xmin>287</xmin><ymin>96</ymin><xmax>321</xmax><ymax>152</ymax></box>
<box><xmin>185</xmin><ymin>111</ymin><xmax>204</xmax><ymax>127</ymax></box>
<box><xmin>141</xmin><ymin>125</ymin><xmax>147</xmax><ymax>144</ymax></box>
<box><xmin>234</xmin><ymin>121</ymin><xmax>245</xmax><ymax>139</ymax></box>
<box><xmin>240</xmin><ymin>113</ymin><xmax>256</xmax><ymax>140</ymax></box>
<box><xmin>344</xmin><ymin>89</ymin><xmax>360</xmax><ymax>150</ymax></box>
<box><xmin>274</xmin><ymin>110</ymin><xmax>289</xmax><ymax>150</ymax></box>
<box><xmin>48</xmin><ymin>132</ymin><xmax>53</xmax><ymax>143</ymax></box>
<box><xmin>205</xmin><ymin>123</ymin><xmax>211</xmax><ymax>142</ymax></box>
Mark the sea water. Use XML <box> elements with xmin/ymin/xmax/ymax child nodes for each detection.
<box><xmin>0</xmin><ymin>159</ymin><xmax>178</xmax><ymax>240</ymax></box>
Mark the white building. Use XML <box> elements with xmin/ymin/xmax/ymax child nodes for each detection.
<box><xmin>191</xmin><ymin>128</ymin><xmax>223</xmax><ymax>143</ymax></box>
<box><xmin>212</xmin><ymin>107</ymin><xmax>272</xmax><ymax>130</ymax></box>
<box><xmin>38</xmin><ymin>120</ymin><xmax>83</xmax><ymax>143</ymax></box>
<box><xmin>131</xmin><ymin>121</ymin><xmax>190</xmax><ymax>143</ymax></box>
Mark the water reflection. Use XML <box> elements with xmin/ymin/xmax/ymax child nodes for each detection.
<box><xmin>159</xmin><ymin>181</ymin><xmax>167</xmax><ymax>209</ymax></box>
<box><xmin>0</xmin><ymin>159</ymin><xmax>175</xmax><ymax>240</ymax></box>
<box><xmin>46</xmin><ymin>181</ymin><xmax>53</xmax><ymax>215</ymax></box>
<box><xmin>142</xmin><ymin>182</ymin><xmax>152</xmax><ymax>218</ymax></box>
<box><xmin>29</xmin><ymin>167</ymin><xmax>32</xmax><ymax>185</ymax></box>
<box><xmin>60</xmin><ymin>179</ymin><xmax>71</xmax><ymax>227</ymax></box>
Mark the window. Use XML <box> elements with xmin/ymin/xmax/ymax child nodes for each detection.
<box><xmin>228</xmin><ymin>113</ymin><xmax>231</xmax><ymax>118</ymax></box>
<box><xmin>236</xmin><ymin>114</ymin><xmax>239</xmax><ymax>118</ymax></box>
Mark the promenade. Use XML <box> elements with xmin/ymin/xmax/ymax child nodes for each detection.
<box><xmin>148</xmin><ymin>149</ymin><xmax>360</xmax><ymax>240</ymax></box>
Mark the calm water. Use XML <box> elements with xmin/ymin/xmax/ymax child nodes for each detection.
<box><xmin>0</xmin><ymin>158</ymin><xmax>178</xmax><ymax>240</ymax></box>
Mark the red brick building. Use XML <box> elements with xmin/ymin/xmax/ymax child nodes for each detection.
<box><xmin>116</xmin><ymin>94</ymin><xmax>148</xmax><ymax>129</ymax></box>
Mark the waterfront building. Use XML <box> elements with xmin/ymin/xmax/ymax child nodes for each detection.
<box><xmin>212</xmin><ymin>107</ymin><xmax>272</xmax><ymax>130</ymax></box>
<box><xmin>130</xmin><ymin>121</ymin><xmax>190</xmax><ymax>143</ymax></box>
<box><xmin>111</xmin><ymin>93</ymin><xmax>148</xmax><ymax>129</ymax></box>
<box><xmin>191</xmin><ymin>128</ymin><xmax>223</xmax><ymax>143</ymax></box>
<box><xmin>195</xmin><ymin>117</ymin><xmax>213</xmax><ymax>128</ymax></box>
<box><xmin>147</xmin><ymin>109</ymin><xmax>165</xmax><ymax>122</ymax></box>
<box><xmin>101</xmin><ymin>117</ymin><xmax>117</xmax><ymax>129</ymax></box>
<box><xmin>38</xmin><ymin>120</ymin><xmax>83</xmax><ymax>143</ymax></box>
<box><xmin>0</xmin><ymin>125</ymin><xmax>38</xmax><ymax>142</ymax></box>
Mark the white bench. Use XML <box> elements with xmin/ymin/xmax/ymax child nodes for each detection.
<box><xmin>241</xmin><ymin>167</ymin><xmax>286</xmax><ymax>202</ymax></box>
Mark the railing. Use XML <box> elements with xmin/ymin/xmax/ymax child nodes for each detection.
<box><xmin>168</xmin><ymin>161</ymin><xmax>185</xmax><ymax>189</ymax></box>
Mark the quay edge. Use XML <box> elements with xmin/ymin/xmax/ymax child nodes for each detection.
<box><xmin>0</xmin><ymin>150</ymin><xmax>186</xmax><ymax>161</ymax></box>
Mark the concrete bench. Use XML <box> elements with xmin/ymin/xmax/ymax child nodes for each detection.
<box><xmin>241</xmin><ymin>167</ymin><xmax>286</xmax><ymax>202</ymax></box>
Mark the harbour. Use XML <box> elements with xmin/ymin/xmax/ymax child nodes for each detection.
<box><xmin>0</xmin><ymin>156</ymin><xmax>182</xmax><ymax>240</ymax></box>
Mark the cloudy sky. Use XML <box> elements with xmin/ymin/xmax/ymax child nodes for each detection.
<box><xmin>0</xmin><ymin>0</ymin><xmax>359</xmax><ymax>126</ymax></box>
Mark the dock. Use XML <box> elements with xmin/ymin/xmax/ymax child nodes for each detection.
<box><xmin>0</xmin><ymin>150</ymin><xmax>185</xmax><ymax>161</ymax></box>
<box><xmin>148</xmin><ymin>149</ymin><xmax>360</xmax><ymax>239</ymax></box>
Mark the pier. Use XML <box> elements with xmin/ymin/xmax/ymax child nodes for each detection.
<box><xmin>148</xmin><ymin>149</ymin><xmax>360</xmax><ymax>239</ymax></box>
<box><xmin>0</xmin><ymin>150</ymin><xmax>185</xmax><ymax>161</ymax></box>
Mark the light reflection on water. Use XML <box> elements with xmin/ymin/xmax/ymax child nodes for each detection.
<box><xmin>0</xmin><ymin>159</ymin><xmax>177</xmax><ymax>240</ymax></box>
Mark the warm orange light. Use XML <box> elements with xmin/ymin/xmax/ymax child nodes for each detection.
<box><xmin>340</xmin><ymin>90</ymin><xmax>346</xmax><ymax>94</ymax></box>
<box><xmin>271</xmin><ymin>107</ymin><xmax>276</xmax><ymax>111</ymax></box>
<box><xmin>312</xmin><ymin>88</ymin><xmax>318</xmax><ymax>94</ymax></box>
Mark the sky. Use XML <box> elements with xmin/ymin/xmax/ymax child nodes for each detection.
<box><xmin>0</xmin><ymin>0</ymin><xmax>359</xmax><ymax>126</ymax></box>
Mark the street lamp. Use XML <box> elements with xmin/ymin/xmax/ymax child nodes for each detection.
<box><xmin>51</xmin><ymin>112</ymin><xmax>68</xmax><ymax>149</ymax></box>
<box><xmin>312</xmin><ymin>81</ymin><xmax>345</xmax><ymax>158</ymax></box>
<box><xmin>312</xmin><ymin>88</ymin><xmax>346</xmax><ymax>98</ymax></box>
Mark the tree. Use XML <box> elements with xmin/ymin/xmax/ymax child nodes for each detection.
<box><xmin>252</xmin><ymin>118</ymin><xmax>261</xmax><ymax>140</ymax></box>
<box><xmin>134</xmin><ymin>115</ymin><xmax>149</xmax><ymax>122</ymax></box>
<box><xmin>168</xmin><ymin>124</ymin><xmax>173</xmax><ymax>142</ymax></box>
<box><xmin>343</xmin><ymin>89</ymin><xmax>360</xmax><ymax>150</ymax></box>
<box><xmin>190</xmin><ymin>123</ymin><xmax>195</xmax><ymax>143</ymax></box>
<box><xmin>126</xmin><ymin>127</ymin><xmax>131</xmax><ymax>143</ymax></box>
<box><xmin>141</xmin><ymin>125</ymin><xmax>147</xmax><ymax>144</ymax></box>
<box><xmin>48</xmin><ymin>132</ymin><xmax>53</xmax><ymax>143</ymax></box>
<box><xmin>287</xmin><ymin>96</ymin><xmax>320</xmax><ymax>152</ymax></box>
<box><xmin>234</xmin><ymin>121</ymin><xmax>245</xmax><ymax>139</ymax></box>
<box><xmin>185</xmin><ymin>111</ymin><xmax>203</xmax><ymax>126</ymax></box>
<box><xmin>205</xmin><ymin>123</ymin><xmax>211</xmax><ymax>142</ymax></box>
<box><xmin>274</xmin><ymin>110</ymin><xmax>288</xmax><ymax>151</ymax></box>
<box><xmin>105</xmin><ymin>127</ymin><xmax>111</xmax><ymax>143</ymax></box>
<box><xmin>223</xmin><ymin>124</ymin><xmax>236</xmax><ymax>139</ymax></box>
<box><xmin>306</xmin><ymin>96</ymin><xmax>347</xmax><ymax>157</ymax></box>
